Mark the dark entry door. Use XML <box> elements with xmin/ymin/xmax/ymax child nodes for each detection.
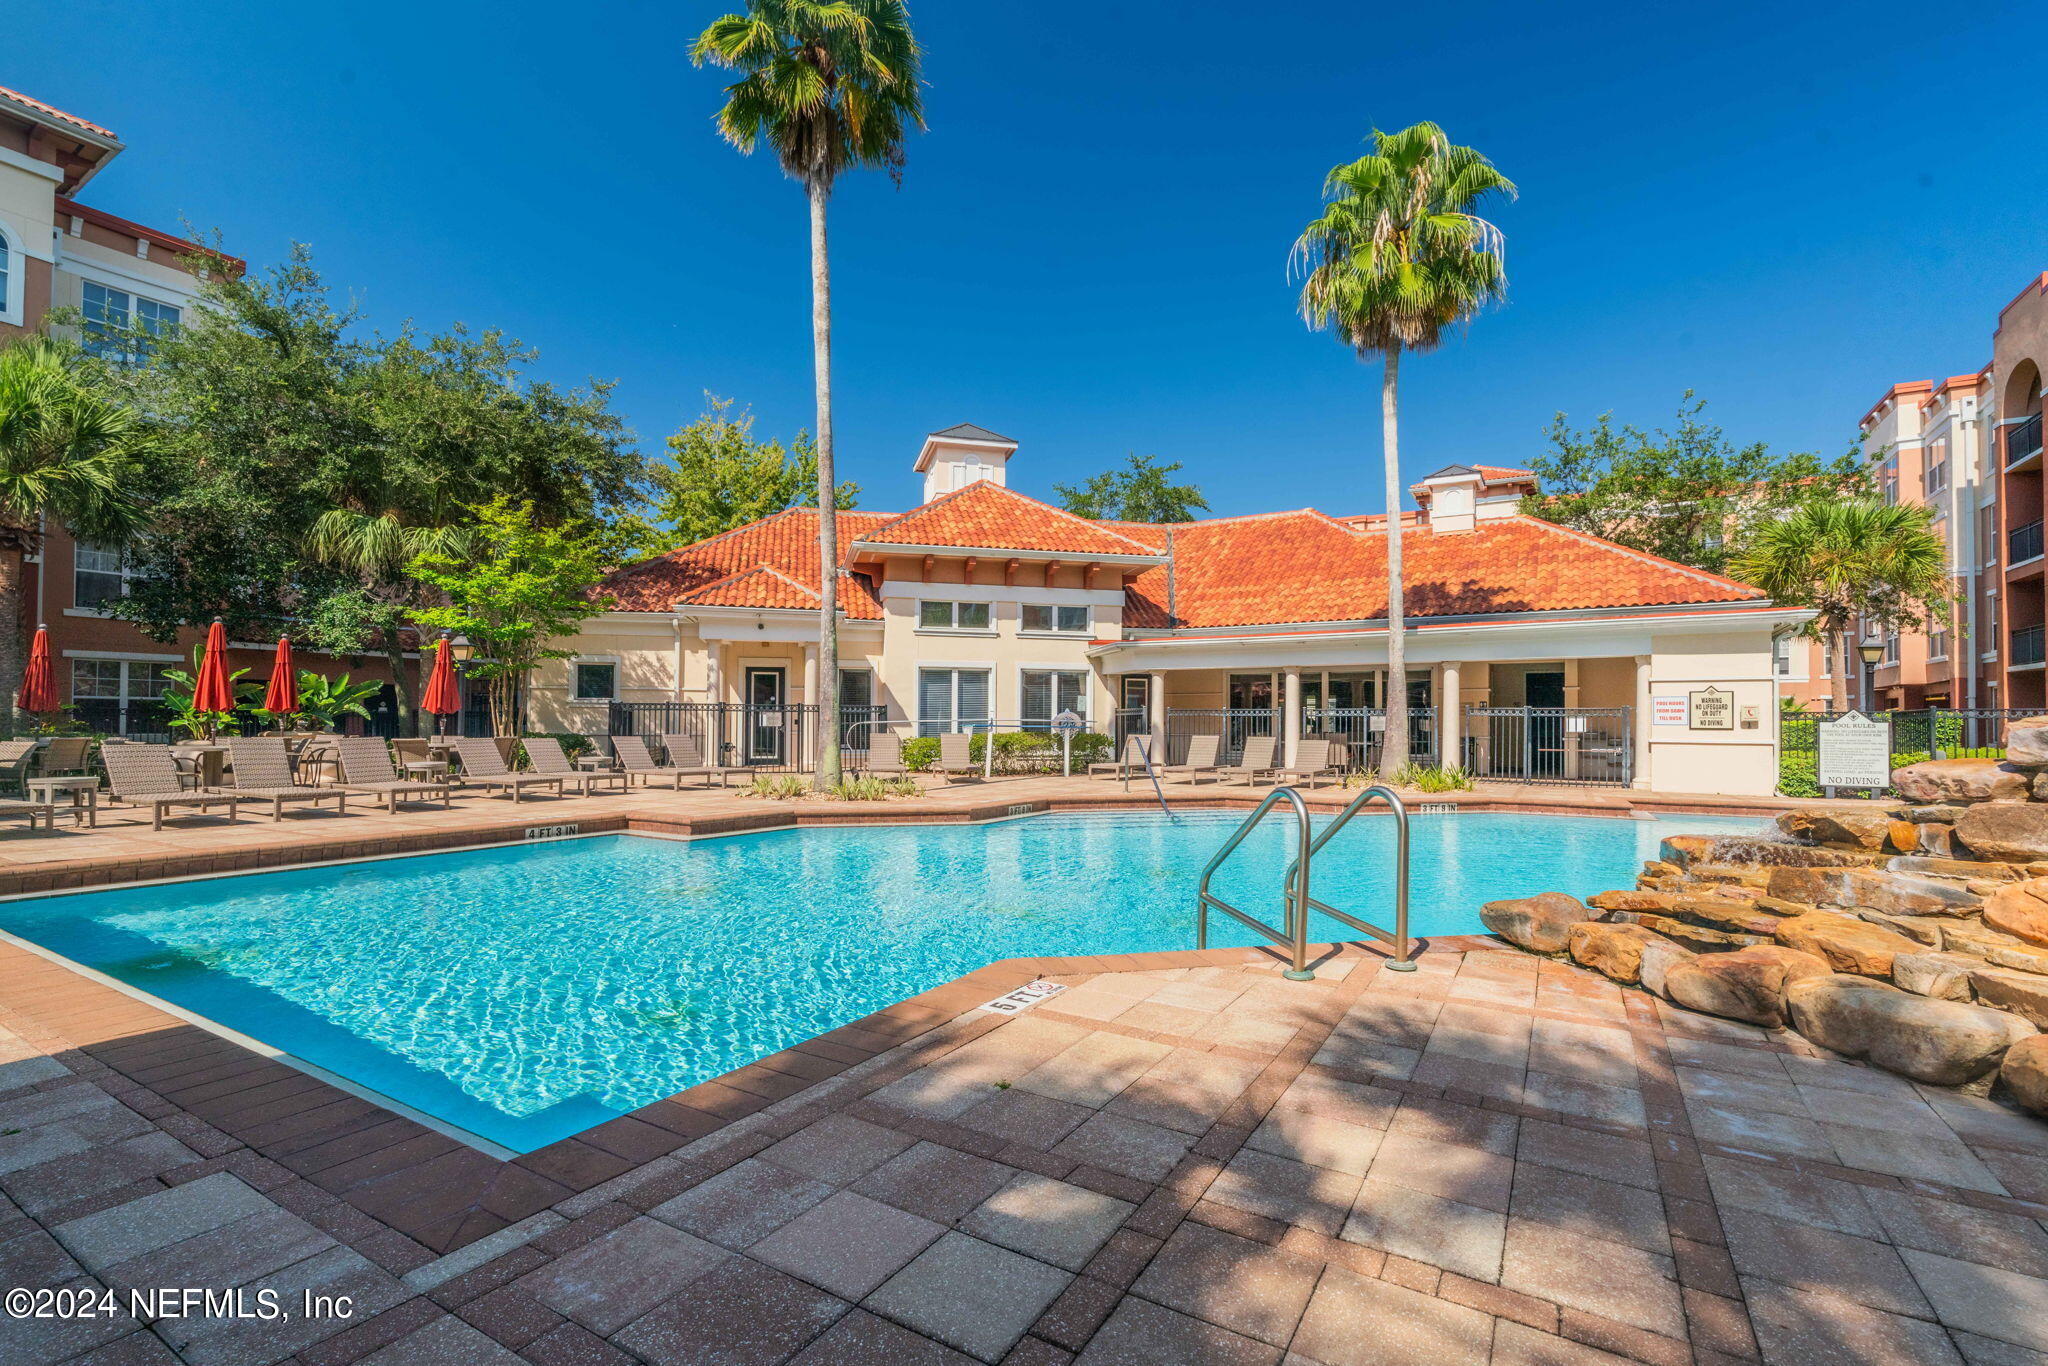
<box><xmin>745</xmin><ymin>667</ymin><xmax>787</xmax><ymax>764</ymax></box>
<box><xmin>1527</xmin><ymin>670</ymin><xmax>1566</xmax><ymax>775</ymax></box>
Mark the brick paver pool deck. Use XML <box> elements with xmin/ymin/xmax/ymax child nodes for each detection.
<box><xmin>0</xmin><ymin>776</ymin><xmax>2036</xmax><ymax>1364</ymax></box>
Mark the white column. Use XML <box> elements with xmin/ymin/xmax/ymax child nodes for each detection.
<box><xmin>802</xmin><ymin>644</ymin><xmax>818</xmax><ymax>704</ymax></box>
<box><xmin>1149</xmin><ymin>671</ymin><xmax>1168</xmax><ymax>743</ymax></box>
<box><xmin>1633</xmin><ymin>654</ymin><xmax>1653</xmax><ymax>789</ymax></box>
<box><xmin>705</xmin><ymin>645</ymin><xmax>723</xmax><ymax>706</ymax></box>
<box><xmin>1283</xmin><ymin>667</ymin><xmax>1302</xmax><ymax>767</ymax></box>
<box><xmin>1441</xmin><ymin>660</ymin><xmax>1462</xmax><ymax>771</ymax></box>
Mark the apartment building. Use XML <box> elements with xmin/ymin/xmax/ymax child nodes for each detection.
<box><xmin>0</xmin><ymin>84</ymin><xmax>417</xmax><ymax>735</ymax></box>
<box><xmin>1998</xmin><ymin>275</ymin><xmax>2048</xmax><ymax>707</ymax></box>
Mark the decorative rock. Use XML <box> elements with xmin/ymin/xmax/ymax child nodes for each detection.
<box><xmin>1637</xmin><ymin>937</ymin><xmax>1695</xmax><ymax>997</ymax></box>
<box><xmin>1763</xmin><ymin>867</ymin><xmax>1980</xmax><ymax>917</ymax></box>
<box><xmin>1661</xmin><ymin>897</ymin><xmax>1789</xmax><ymax>936</ymax></box>
<box><xmin>1659</xmin><ymin>835</ymin><xmax>1714</xmax><ymax>870</ymax></box>
<box><xmin>1986</xmin><ymin>942</ymin><xmax>2048</xmax><ymax>976</ymax></box>
<box><xmin>2035</xmin><ymin>771</ymin><xmax>2048</xmax><ymax>802</ymax></box>
<box><xmin>2001</xmin><ymin>1035</ymin><xmax>2048</xmax><ymax>1117</ymax></box>
<box><xmin>1661</xmin><ymin>945</ymin><xmax>1830</xmax><ymax>1028</ymax></box>
<box><xmin>1895</xmin><ymin>805</ymin><xmax>1970</xmax><ymax>823</ymax></box>
<box><xmin>1955</xmin><ymin>805</ymin><xmax>2048</xmax><ymax>863</ymax></box>
<box><xmin>1893</xmin><ymin>854</ymin><xmax>2020</xmax><ymax>881</ymax></box>
<box><xmin>1623</xmin><ymin>915</ymin><xmax>1763</xmax><ymax>953</ymax></box>
<box><xmin>2006</xmin><ymin>716</ymin><xmax>2048</xmax><ymax>769</ymax></box>
<box><xmin>1942</xmin><ymin>921</ymin><xmax>2027</xmax><ymax>956</ymax></box>
<box><xmin>1892</xmin><ymin>758</ymin><xmax>2030</xmax><ymax>806</ymax></box>
<box><xmin>1685</xmin><ymin>864</ymin><xmax>1773</xmax><ymax>889</ymax></box>
<box><xmin>1888</xmin><ymin>820</ymin><xmax>1920</xmax><ymax>854</ymax></box>
<box><xmin>1705</xmin><ymin>837</ymin><xmax>1881</xmax><ymax>869</ymax></box>
<box><xmin>1776</xmin><ymin>809</ymin><xmax>1894</xmax><ymax>851</ymax></box>
<box><xmin>1565</xmin><ymin>921</ymin><xmax>1666</xmax><ymax>985</ymax></box>
<box><xmin>1891</xmin><ymin>952</ymin><xmax>1982</xmax><ymax>1001</ymax></box>
<box><xmin>1640</xmin><ymin>860</ymin><xmax>1682</xmax><ymax>880</ymax></box>
<box><xmin>1785</xmin><ymin>975</ymin><xmax>2035</xmax><ymax>1086</ymax></box>
<box><xmin>1773</xmin><ymin>911</ymin><xmax>1923</xmax><ymax>976</ymax></box>
<box><xmin>1969</xmin><ymin>969</ymin><xmax>2048</xmax><ymax>1031</ymax></box>
<box><xmin>1480</xmin><ymin>892</ymin><xmax>1593</xmax><ymax>955</ymax></box>
<box><xmin>1856</xmin><ymin>912</ymin><xmax>1946</xmax><ymax>947</ymax></box>
<box><xmin>1588</xmin><ymin>890</ymin><xmax>1673</xmax><ymax>913</ymax></box>
<box><xmin>1983</xmin><ymin>879</ymin><xmax>2048</xmax><ymax>948</ymax></box>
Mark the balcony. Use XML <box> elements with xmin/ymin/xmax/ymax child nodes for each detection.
<box><xmin>2012</xmin><ymin>519</ymin><xmax>2045</xmax><ymax>566</ymax></box>
<box><xmin>2009</xmin><ymin>414</ymin><xmax>2044</xmax><ymax>470</ymax></box>
<box><xmin>2015</xmin><ymin>624</ymin><xmax>2046</xmax><ymax>668</ymax></box>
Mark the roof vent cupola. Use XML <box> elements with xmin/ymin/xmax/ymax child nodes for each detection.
<box><xmin>914</xmin><ymin>423</ymin><xmax>1018</xmax><ymax>502</ymax></box>
<box><xmin>1410</xmin><ymin>465</ymin><xmax>1538</xmax><ymax>534</ymax></box>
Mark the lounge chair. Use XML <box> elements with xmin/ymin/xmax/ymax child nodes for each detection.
<box><xmin>33</xmin><ymin>737</ymin><xmax>92</xmax><ymax>777</ymax></box>
<box><xmin>934</xmin><ymin>732</ymin><xmax>982</xmax><ymax>782</ymax></box>
<box><xmin>1269</xmin><ymin>737</ymin><xmax>1339</xmax><ymax>790</ymax></box>
<box><xmin>1087</xmin><ymin>734</ymin><xmax>1155</xmax><ymax>781</ymax></box>
<box><xmin>522</xmin><ymin>737</ymin><xmax>628</xmax><ymax>795</ymax></box>
<box><xmin>100</xmin><ymin>744</ymin><xmax>242</xmax><ymax>830</ymax></box>
<box><xmin>1158</xmin><ymin>734</ymin><xmax>1223</xmax><ymax>784</ymax></box>
<box><xmin>450</xmin><ymin>737</ymin><xmax>565</xmax><ymax>802</ymax></box>
<box><xmin>0</xmin><ymin>799</ymin><xmax>57</xmax><ymax>834</ymax></box>
<box><xmin>0</xmin><ymin>740</ymin><xmax>35</xmax><ymax>796</ymax></box>
<box><xmin>864</xmin><ymin>732</ymin><xmax>910</xmax><ymax>777</ymax></box>
<box><xmin>224</xmin><ymin>738</ymin><xmax>351</xmax><ymax>820</ymax></box>
<box><xmin>659</xmin><ymin>735</ymin><xmax>742</xmax><ymax>788</ymax></box>
<box><xmin>331</xmin><ymin>736</ymin><xmax>452</xmax><ymax>812</ymax></box>
<box><xmin>1218</xmin><ymin>735</ymin><xmax>1281</xmax><ymax>786</ymax></box>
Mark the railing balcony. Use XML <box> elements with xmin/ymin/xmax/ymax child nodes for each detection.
<box><xmin>2009</xmin><ymin>414</ymin><xmax>2044</xmax><ymax>469</ymax></box>
<box><xmin>2012</xmin><ymin>519</ymin><xmax>2045</xmax><ymax>565</ymax></box>
<box><xmin>2014</xmin><ymin>624</ymin><xmax>2047</xmax><ymax>668</ymax></box>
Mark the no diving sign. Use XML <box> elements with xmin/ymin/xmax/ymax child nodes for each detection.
<box><xmin>980</xmin><ymin>980</ymin><xmax>1069</xmax><ymax>1016</ymax></box>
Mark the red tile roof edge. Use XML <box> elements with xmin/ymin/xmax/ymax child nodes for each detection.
<box><xmin>852</xmin><ymin>480</ymin><xmax>1168</xmax><ymax>555</ymax></box>
<box><xmin>1503</xmin><ymin>516</ymin><xmax>1767</xmax><ymax>601</ymax></box>
<box><xmin>675</xmin><ymin>564</ymin><xmax>821</xmax><ymax>608</ymax></box>
<box><xmin>0</xmin><ymin>85</ymin><xmax>118</xmax><ymax>141</ymax></box>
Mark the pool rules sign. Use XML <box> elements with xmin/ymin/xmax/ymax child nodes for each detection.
<box><xmin>1816</xmin><ymin>711</ymin><xmax>1892</xmax><ymax>794</ymax></box>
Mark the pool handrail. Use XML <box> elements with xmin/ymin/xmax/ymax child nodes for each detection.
<box><xmin>1283</xmin><ymin>784</ymin><xmax>1416</xmax><ymax>972</ymax></box>
<box><xmin>1120</xmin><ymin>733</ymin><xmax>1175</xmax><ymax>819</ymax></box>
<box><xmin>1196</xmin><ymin>785</ymin><xmax>1316</xmax><ymax>980</ymax></box>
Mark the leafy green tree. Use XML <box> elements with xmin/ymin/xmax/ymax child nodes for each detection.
<box><xmin>0</xmin><ymin>337</ymin><xmax>148</xmax><ymax>718</ymax></box>
<box><xmin>1055</xmin><ymin>454</ymin><xmax>1207</xmax><ymax>523</ymax></box>
<box><xmin>1731</xmin><ymin>500</ymin><xmax>1949</xmax><ymax>713</ymax></box>
<box><xmin>641</xmin><ymin>395</ymin><xmax>857</xmax><ymax>553</ymax></box>
<box><xmin>1524</xmin><ymin>394</ymin><xmax>1870</xmax><ymax>575</ymax></box>
<box><xmin>408</xmin><ymin>497</ymin><xmax>617</xmax><ymax>736</ymax></box>
<box><xmin>694</xmin><ymin>0</ymin><xmax>924</xmax><ymax>788</ymax></box>
<box><xmin>1292</xmin><ymin>122</ymin><xmax>1513</xmax><ymax>775</ymax></box>
<box><xmin>80</xmin><ymin>246</ymin><xmax>644</xmax><ymax>734</ymax></box>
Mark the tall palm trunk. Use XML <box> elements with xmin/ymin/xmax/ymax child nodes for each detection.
<box><xmin>809</xmin><ymin>178</ymin><xmax>842</xmax><ymax>788</ymax></box>
<box><xmin>385</xmin><ymin>639</ymin><xmax>418</xmax><ymax>737</ymax></box>
<box><xmin>1829</xmin><ymin>629</ymin><xmax>1851</xmax><ymax>713</ymax></box>
<box><xmin>1379</xmin><ymin>346</ymin><xmax>1410</xmax><ymax>776</ymax></box>
<box><xmin>0</xmin><ymin>551</ymin><xmax>23</xmax><ymax>734</ymax></box>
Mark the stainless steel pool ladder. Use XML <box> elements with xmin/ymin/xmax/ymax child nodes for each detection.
<box><xmin>1121</xmin><ymin>735</ymin><xmax>1175</xmax><ymax>820</ymax></box>
<box><xmin>1195</xmin><ymin>784</ymin><xmax>1416</xmax><ymax>980</ymax></box>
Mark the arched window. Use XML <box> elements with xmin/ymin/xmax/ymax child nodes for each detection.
<box><xmin>0</xmin><ymin>226</ymin><xmax>14</xmax><ymax>324</ymax></box>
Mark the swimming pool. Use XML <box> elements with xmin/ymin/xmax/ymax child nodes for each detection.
<box><xmin>0</xmin><ymin>810</ymin><xmax>1763</xmax><ymax>1153</ymax></box>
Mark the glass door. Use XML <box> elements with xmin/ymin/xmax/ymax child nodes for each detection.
<box><xmin>745</xmin><ymin>667</ymin><xmax>786</xmax><ymax>764</ymax></box>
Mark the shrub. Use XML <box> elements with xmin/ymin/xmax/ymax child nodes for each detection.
<box><xmin>1388</xmin><ymin>762</ymin><xmax>1475</xmax><ymax>793</ymax></box>
<box><xmin>742</xmin><ymin>774</ymin><xmax>813</xmax><ymax>799</ymax></box>
<box><xmin>828</xmin><ymin>775</ymin><xmax>921</xmax><ymax>800</ymax></box>
<box><xmin>890</xmin><ymin>731</ymin><xmax>1111</xmax><ymax>774</ymax></box>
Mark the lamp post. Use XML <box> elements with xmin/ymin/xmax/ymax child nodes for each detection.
<box><xmin>1858</xmin><ymin>635</ymin><xmax>1886</xmax><ymax>712</ymax></box>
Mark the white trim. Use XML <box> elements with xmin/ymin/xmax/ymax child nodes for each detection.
<box><xmin>0</xmin><ymin>143</ymin><xmax>64</xmax><ymax>186</ymax></box>
<box><xmin>878</xmin><ymin>580</ymin><xmax>1123</xmax><ymax>606</ymax></box>
<box><xmin>1012</xmin><ymin>663</ymin><xmax>1092</xmax><ymax>727</ymax></box>
<box><xmin>568</xmin><ymin>656</ymin><xmax>621</xmax><ymax>702</ymax></box>
<box><xmin>60</xmin><ymin>648</ymin><xmax>181</xmax><ymax>662</ymax></box>
<box><xmin>58</xmin><ymin>252</ymin><xmax>205</xmax><ymax>308</ymax></box>
<box><xmin>0</xmin><ymin>217</ymin><xmax>20</xmax><ymax>327</ymax></box>
<box><xmin>854</xmin><ymin>541</ymin><xmax>1163</xmax><ymax>565</ymax></box>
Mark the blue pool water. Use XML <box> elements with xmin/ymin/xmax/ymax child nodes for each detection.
<box><xmin>0</xmin><ymin>810</ymin><xmax>1762</xmax><ymax>1152</ymax></box>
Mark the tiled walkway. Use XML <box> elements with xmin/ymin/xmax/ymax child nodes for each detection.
<box><xmin>3</xmin><ymin>939</ymin><xmax>2045</xmax><ymax>1365</ymax></box>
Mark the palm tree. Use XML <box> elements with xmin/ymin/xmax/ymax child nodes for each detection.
<box><xmin>0</xmin><ymin>337</ymin><xmax>146</xmax><ymax>720</ymax></box>
<box><xmin>693</xmin><ymin>1</ymin><xmax>923</xmax><ymax>788</ymax></box>
<box><xmin>1732</xmin><ymin>500</ymin><xmax>1949</xmax><ymax>713</ymax></box>
<box><xmin>1292</xmin><ymin>124</ymin><xmax>1513</xmax><ymax>776</ymax></box>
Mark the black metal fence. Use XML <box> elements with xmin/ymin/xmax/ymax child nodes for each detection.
<box><xmin>1781</xmin><ymin>707</ymin><xmax>2048</xmax><ymax>766</ymax></box>
<box><xmin>1463</xmin><ymin>706</ymin><xmax>1633</xmax><ymax>786</ymax></box>
<box><xmin>605</xmin><ymin>702</ymin><xmax>889</xmax><ymax>771</ymax></box>
<box><xmin>1161</xmin><ymin>708</ymin><xmax>1280</xmax><ymax>766</ymax></box>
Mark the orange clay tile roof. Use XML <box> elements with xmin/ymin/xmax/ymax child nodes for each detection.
<box><xmin>603</xmin><ymin>509</ymin><xmax>895</xmax><ymax>617</ymax></box>
<box><xmin>853</xmin><ymin>480</ymin><xmax>1167</xmax><ymax>556</ymax></box>
<box><xmin>1472</xmin><ymin>465</ymin><xmax>1536</xmax><ymax>481</ymax></box>
<box><xmin>1121</xmin><ymin>511</ymin><xmax>1764</xmax><ymax>630</ymax></box>
<box><xmin>0</xmin><ymin>85</ymin><xmax>117</xmax><ymax>140</ymax></box>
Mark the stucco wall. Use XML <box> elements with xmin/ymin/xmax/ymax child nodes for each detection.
<box><xmin>1643</xmin><ymin>630</ymin><xmax>1779</xmax><ymax>796</ymax></box>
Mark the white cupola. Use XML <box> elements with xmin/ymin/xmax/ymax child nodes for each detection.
<box><xmin>914</xmin><ymin>423</ymin><xmax>1018</xmax><ymax>502</ymax></box>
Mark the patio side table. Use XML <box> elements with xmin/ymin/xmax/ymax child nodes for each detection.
<box><xmin>27</xmin><ymin>776</ymin><xmax>99</xmax><ymax>828</ymax></box>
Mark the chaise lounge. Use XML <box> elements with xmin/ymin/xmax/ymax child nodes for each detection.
<box><xmin>658</xmin><ymin>734</ymin><xmax>743</xmax><ymax>788</ymax></box>
<box><xmin>522</xmin><ymin>737</ymin><xmax>629</xmax><ymax>795</ymax></box>
<box><xmin>101</xmin><ymin>744</ymin><xmax>243</xmax><ymax>830</ymax></box>
<box><xmin>331</xmin><ymin>736</ymin><xmax>453</xmax><ymax>812</ymax></box>
<box><xmin>224</xmin><ymin>738</ymin><xmax>351</xmax><ymax>820</ymax></box>
<box><xmin>450</xmin><ymin>737</ymin><xmax>566</xmax><ymax>802</ymax></box>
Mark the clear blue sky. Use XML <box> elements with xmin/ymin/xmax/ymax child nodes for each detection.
<box><xmin>14</xmin><ymin>0</ymin><xmax>2047</xmax><ymax>518</ymax></box>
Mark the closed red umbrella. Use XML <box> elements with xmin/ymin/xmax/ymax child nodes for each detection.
<box><xmin>262</xmin><ymin>636</ymin><xmax>298</xmax><ymax>716</ymax></box>
<box><xmin>191</xmin><ymin>619</ymin><xmax>235</xmax><ymax>717</ymax></box>
<box><xmin>421</xmin><ymin>634</ymin><xmax>461</xmax><ymax>733</ymax></box>
<box><xmin>15</xmin><ymin>623</ymin><xmax>57</xmax><ymax>714</ymax></box>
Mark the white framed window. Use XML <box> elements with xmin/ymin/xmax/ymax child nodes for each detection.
<box><xmin>572</xmin><ymin>661</ymin><xmax>617</xmax><ymax>700</ymax></box>
<box><xmin>82</xmin><ymin>280</ymin><xmax>181</xmax><ymax>363</ymax></box>
<box><xmin>917</xmin><ymin>667</ymin><xmax>990</xmax><ymax>736</ymax></box>
<box><xmin>1021</xmin><ymin>604</ymin><xmax>1090</xmax><ymax>634</ymax></box>
<box><xmin>0</xmin><ymin>223</ymin><xmax>16</xmax><ymax>326</ymax></box>
<box><xmin>917</xmin><ymin>600</ymin><xmax>992</xmax><ymax>632</ymax></box>
<box><xmin>1772</xmin><ymin>636</ymin><xmax>1792</xmax><ymax>678</ymax></box>
<box><xmin>1021</xmin><ymin>669</ymin><xmax>1088</xmax><ymax>729</ymax></box>
<box><xmin>70</xmin><ymin>657</ymin><xmax>176</xmax><ymax>735</ymax></box>
<box><xmin>73</xmin><ymin>541</ymin><xmax>130</xmax><ymax>609</ymax></box>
